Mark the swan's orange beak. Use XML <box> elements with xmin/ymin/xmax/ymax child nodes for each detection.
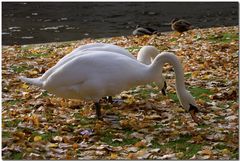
<box><xmin>189</xmin><ymin>104</ymin><xmax>202</xmax><ymax>125</ymax></box>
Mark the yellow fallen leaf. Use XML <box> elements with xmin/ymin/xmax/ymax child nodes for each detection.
<box><xmin>14</xmin><ymin>131</ymin><xmax>25</xmax><ymax>139</ymax></box>
<box><xmin>48</xmin><ymin>143</ymin><xmax>58</xmax><ymax>148</ymax></box>
<box><xmin>176</xmin><ymin>152</ymin><xmax>184</xmax><ymax>158</ymax></box>
<box><xmin>34</xmin><ymin>135</ymin><xmax>42</xmax><ymax>142</ymax></box>
<box><xmin>28</xmin><ymin>70</ymin><xmax>38</xmax><ymax>75</ymax></box>
<box><xmin>171</xmin><ymin>130</ymin><xmax>180</xmax><ymax>136</ymax></box>
<box><xmin>21</xmin><ymin>83</ymin><xmax>29</xmax><ymax>89</ymax></box>
<box><xmin>124</xmin><ymin>96</ymin><xmax>136</xmax><ymax>104</ymax></box>
<box><xmin>192</xmin><ymin>71</ymin><xmax>200</xmax><ymax>78</ymax></box>
<box><xmin>110</xmin><ymin>153</ymin><xmax>118</xmax><ymax>159</ymax></box>
<box><xmin>221</xmin><ymin>148</ymin><xmax>231</xmax><ymax>155</ymax></box>
<box><xmin>202</xmin><ymin>115</ymin><xmax>211</xmax><ymax>120</ymax></box>
<box><xmin>32</xmin><ymin>114</ymin><xmax>40</xmax><ymax>128</ymax></box>
<box><xmin>202</xmin><ymin>74</ymin><xmax>210</xmax><ymax>80</ymax></box>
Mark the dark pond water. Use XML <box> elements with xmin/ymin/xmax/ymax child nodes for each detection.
<box><xmin>2</xmin><ymin>2</ymin><xmax>238</xmax><ymax>45</ymax></box>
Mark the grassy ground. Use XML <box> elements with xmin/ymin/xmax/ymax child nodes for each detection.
<box><xmin>2</xmin><ymin>26</ymin><xmax>239</xmax><ymax>159</ymax></box>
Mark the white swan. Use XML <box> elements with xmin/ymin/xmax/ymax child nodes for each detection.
<box><xmin>39</xmin><ymin>43</ymin><xmax>167</xmax><ymax>96</ymax></box>
<box><xmin>20</xmin><ymin>50</ymin><xmax>200</xmax><ymax>123</ymax></box>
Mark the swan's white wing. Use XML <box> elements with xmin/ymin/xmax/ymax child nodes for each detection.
<box><xmin>41</xmin><ymin>43</ymin><xmax>135</xmax><ymax>81</ymax></box>
<box><xmin>59</xmin><ymin>43</ymin><xmax>135</xmax><ymax>64</ymax></box>
<box><xmin>43</xmin><ymin>51</ymin><xmax>147</xmax><ymax>100</ymax></box>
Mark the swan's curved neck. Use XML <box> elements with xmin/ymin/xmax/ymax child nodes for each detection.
<box><xmin>137</xmin><ymin>46</ymin><xmax>159</xmax><ymax>65</ymax></box>
<box><xmin>137</xmin><ymin>52</ymin><xmax>151</xmax><ymax>65</ymax></box>
<box><xmin>150</xmin><ymin>52</ymin><xmax>186</xmax><ymax>93</ymax></box>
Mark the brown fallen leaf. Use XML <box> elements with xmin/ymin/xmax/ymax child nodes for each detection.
<box><xmin>189</xmin><ymin>109</ymin><xmax>203</xmax><ymax>125</ymax></box>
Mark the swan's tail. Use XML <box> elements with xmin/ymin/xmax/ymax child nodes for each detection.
<box><xmin>19</xmin><ymin>76</ymin><xmax>43</xmax><ymax>88</ymax></box>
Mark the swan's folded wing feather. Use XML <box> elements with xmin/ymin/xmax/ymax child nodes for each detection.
<box><xmin>43</xmin><ymin>52</ymin><xmax>147</xmax><ymax>92</ymax></box>
<box><xmin>43</xmin><ymin>43</ymin><xmax>135</xmax><ymax>82</ymax></box>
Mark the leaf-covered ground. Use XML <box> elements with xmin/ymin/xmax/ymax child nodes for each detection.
<box><xmin>2</xmin><ymin>26</ymin><xmax>239</xmax><ymax>160</ymax></box>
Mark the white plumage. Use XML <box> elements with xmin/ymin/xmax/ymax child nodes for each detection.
<box><xmin>20</xmin><ymin>43</ymin><xmax>200</xmax><ymax>123</ymax></box>
<box><xmin>33</xmin><ymin>43</ymin><xmax>166</xmax><ymax>94</ymax></box>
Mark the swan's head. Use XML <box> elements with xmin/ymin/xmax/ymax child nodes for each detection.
<box><xmin>177</xmin><ymin>90</ymin><xmax>202</xmax><ymax>124</ymax></box>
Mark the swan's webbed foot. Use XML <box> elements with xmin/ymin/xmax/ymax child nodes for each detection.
<box><xmin>94</xmin><ymin>102</ymin><xmax>102</xmax><ymax>120</ymax></box>
<box><xmin>161</xmin><ymin>81</ymin><xmax>167</xmax><ymax>96</ymax></box>
<box><xmin>189</xmin><ymin>104</ymin><xmax>203</xmax><ymax>125</ymax></box>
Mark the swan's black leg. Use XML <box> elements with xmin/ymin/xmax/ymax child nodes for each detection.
<box><xmin>94</xmin><ymin>102</ymin><xmax>102</xmax><ymax>120</ymax></box>
<box><xmin>161</xmin><ymin>89</ymin><xmax>166</xmax><ymax>96</ymax></box>
<box><xmin>161</xmin><ymin>81</ymin><xmax>167</xmax><ymax>96</ymax></box>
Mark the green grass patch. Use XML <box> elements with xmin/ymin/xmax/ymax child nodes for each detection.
<box><xmin>169</xmin><ymin>93</ymin><xmax>179</xmax><ymax>102</ymax></box>
<box><xmin>139</xmin><ymin>89</ymin><xmax>158</xmax><ymax>99</ymax></box>
<box><xmin>126</xmin><ymin>46</ymin><xmax>142</xmax><ymax>53</ymax></box>
<box><xmin>10</xmin><ymin>65</ymin><xmax>29</xmax><ymax>73</ymax></box>
<box><xmin>182</xmin><ymin>143</ymin><xmax>202</xmax><ymax>159</ymax></box>
<box><xmin>197</xmin><ymin>124</ymin><xmax>208</xmax><ymax>128</ymax></box>
<box><xmin>31</xmin><ymin>131</ymin><xmax>59</xmax><ymax>141</ymax></box>
<box><xmin>151</xmin><ymin>139</ymin><xmax>161</xmax><ymax>149</ymax></box>
<box><xmin>214</xmin><ymin>115</ymin><xmax>225</xmax><ymax>120</ymax></box>
<box><xmin>151</xmin><ymin>134</ymin><xmax>202</xmax><ymax>159</ymax></box>
<box><xmin>214</xmin><ymin>143</ymin><xmax>228</xmax><ymax>150</ymax></box>
<box><xmin>2</xmin><ymin>131</ymin><xmax>11</xmax><ymax>138</ymax></box>
<box><xmin>101</xmin><ymin>130</ymin><xmax>140</xmax><ymax>147</ymax></box>
<box><xmin>122</xmin><ymin>128</ymin><xmax>136</xmax><ymax>135</ymax></box>
<box><xmin>3</xmin><ymin>99</ymin><xmax>23</xmax><ymax>106</ymax></box>
<box><xmin>185</xmin><ymin>73</ymin><xmax>192</xmax><ymax>79</ymax></box>
<box><xmin>193</xmin><ymin>34</ymin><xmax>202</xmax><ymax>41</ymax></box>
<box><xmin>153</xmin><ymin>123</ymin><xmax>164</xmax><ymax>129</ymax></box>
<box><xmin>136</xmin><ymin>84</ymin><xmax>159</xmax><ymax>99</ymax></box>
<box><xmin>169</xmin><ymin>86</ymin><xmax>213</xmax><ymax>103</ymax></box>
<box><xmin>73</xmin><ymin>113</ymin><xmax>96</xmax><ymax>125</ymax></box>
<box><xmin>157</xmin><ymin>45</ymin><xmax>169</xmax><ymax>51</ymax></box>
<box><xmin>4</xmin><ymin>119</ymin><xmax>22</xmax><ymax>127</ymax></box>
<box><xmin>9</xmin><ymin>151</ymin><xmax>23</xmax><ymax>160</ymax></box>
<box><xmin>207</xmin><ymin>32</ymin><xmax>238</xmax><ymax>43</ymax></box>
<box><xmin>40</xmin><ymin>91</ymin><xmax>49</xmax><ymax>97</ymax></box>
<box><xmin>41</xmin><ymin>132</ymin><xmax>59</xmax><ymax>141</ymax></box>
<box><xmin>24</xmin><ymin>52</ymin><xmax>50</xmax><ymax>58</ymax></box>
<box><xmin>232</xmin><ymin>149</ymin><xmax>239</xmax><ymax>159</ymax></box>
<box><xmin>189</xmin><ymin>86</ymin><xmax>213</xmax><ymax>100</ymax></box>
<box><xmin>170</xmin><ymin>38</ymin><xmax>177</xmax><ymax>42</ymax></box>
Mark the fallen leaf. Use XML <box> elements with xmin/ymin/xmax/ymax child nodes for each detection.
<box><xmin>33</xmin><ymin>136</ymin><xmax>42</xmax><ymax>142</ymax></box>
